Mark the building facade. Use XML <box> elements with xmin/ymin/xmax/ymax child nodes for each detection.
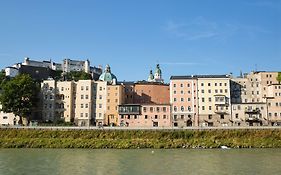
<box><xmin>118</xmin><ymin>104</ymin><xmax>171</xmax><ymax>127</ymax></box>
<box><xmin>197</xmin><ymin>75</ymin><xmax>232</xmax><ymax>127</ymax></box>
<box><xmin>170</xmin><ymin>76</ymin><xmax>198</xmax><ymax>127</ymax></box>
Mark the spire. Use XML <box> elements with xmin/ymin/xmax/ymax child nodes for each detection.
<box><xmin>148</xmin><ymin>70</ymin><xmax>154</xmax><ymax>82</ymax></box>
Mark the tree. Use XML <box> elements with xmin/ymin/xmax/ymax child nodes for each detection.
<box><xmin>277</xmin><ymin>72</ymin><xmax>281</xmax><ymax>84</ymax></box>
<box><xmin>0</xmin><ymin>70</ymin><xmax>9</xmax><ymax>90</ymax></box>
<box><xmin>64</xmin><ymin>71</ymin><xmax>92</xmax><ymax>81</ymax></box>
<box><xmin>0</xmin><ymin>74</ymin><xmax>39</xmax><ymax>125</ymax></box>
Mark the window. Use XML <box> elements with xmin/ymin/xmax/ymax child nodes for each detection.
<box><xmin>80</xmin><ymin>113</ymin><xmax>84</xmax><ymax>117</ymax></box>
<box><xmin>174</xmin><ymin>106</ymin><xmax>177</xmax><ymax>112</ymax></box>
<box><xmin>81</xmin><ymin>86</ymin><xmax>84</xmax><ymax>90</ymax></box>
<box><xmin>134</xmin><ymin>115</ymin><xmax>137</xmax><ymax>119</ymax></box>
<box><xmin>208</xmin><ymin>115</ymin><xmax>212</xmax><ymax>119</ymax></box>
<box><xmin>81</xmin><ymin>95</ymin><xmax>84</xmax><ymax>99</ymax></box>
<box><xmin>202</xmin><ymin>106</ymin><xmax>205</xmax><ymax>110</ymax></box>
<box><xmin>145</xmin><ymin>115</ymin><xmax>148</xmax><ymax>119</ymax></box>
<box><xmin>181</xmin><ymin>98</ymin><xmax>184</xmax><ymax>102</ymax></box>
<box><xmin>180</xmin><ymin>90</ymin><xmax>183</xmax><ymax>94</ymax></box>
<box><xmin>208</xmin><ymin>97</ymin><xmax>212</xmax><ymax>102</ymax></box>
<box><xmin>86</xmin><ymin>86</ymin><xmax>89</xmax><ymax>90</ymax></box>
<box><xmin>174</xmin><ymin>90</ymin><xmax>176</xmax><ymax>94</ymax></box>
<box><xmin>201</xmin><ymin>83</ymin><xmax>204</xmax><ymax>86</ymax></box>
<box><xmin>99</xmin><ymin>95</ymin><xmax>102</xmax><ymax>100</ymax></box>
<box><xmin>49</xmin><ymin>104</ymin><xmax>52</xmax><ymax>109</ymax></box>
<box><xmin>181</xmin><ymin>115</ymin><xmax>184</xmax><ymax>119</ymax></box>
<box><xmin>188</xmin><ymin>98</ymin><xmax>191</xmax><ymax>101</ymax></box>
<box><xmin>50</xmin><ymin>95</ymin><xmax>53</xmax><ymax>100</ymax></box>
<box><xmin>208</xmin><ymin>89</ymin><xmax>211</xmax><ymax>93</ymax></box>
<box><xmin>81</xmin><ymin>104</ymin><xmax>84</xmax><ymax>108</ymax></box>
<box><xmin>224</xmin><ymin>83</ymin><xmax>227</xmax><ymax>86</ymax></box>
<box><xmin>187</xmin><ymin>83</ymin><xmax>190</xmax><ymax>87</ymax></box>
<box><xmin>235</xmin><ymin>114</ymin><xmax>239</xmax><ymax>119</ymax></box>
<box><xmin>181</xmin><ymin>106</ymin><xmax>184</xmax><ymax>111</ymax></box>
<box><xmin>99</xmin><ymin>87</ymin><xmax>102</xmax><ymax>91</ymax></box>
<box><xmin>85</xmin><ymin>104</ymin><xmax>88</xmax><ymax>108</ymax></box>
<box><xmin>174</xmin><ymin>98</ymin><xmax>177</xmax><ymax>102</ymax></box>
<box><xmin>269</xmin><ymin>113</ymin><xmax>272</xmax><ymax>117</ymax></box>
<box><xmin>85</xmin><ymin>113</ymin><xmax>88</xmax><ymax>118</ymax></box>
<box><xmin>143</xmin><ymin>107</ymin><xmax>147</xmax><ymax>112</ymax></box>
<box><xmin>215</xmin><ymin>90</ymin><xmax>218</xmax><ymax>93</ymax></box>
<box><xmin>188</xmin><ymin>106</ymin><xmax>191</xmax><ymax>111</ymax></box>
<box><xmin>61</xmin><ymin>87</ymin><xmax>64</xmax><ymax>91</ymax></box>
<box><xmin>209</xmin><ymin>106</ymin><xmax>212</xmax><ymax>110</ymax></box>
<box><xmin>220</xmin><ymin>115</ymin><xmax>224</xmax><ymax>119</ymax></box>
<box><xmin>85</xmin><ymin>95</ymin><xmax>89</xmax><ymax>99</ymax></box>
<box><xmin>219</xmin><ymin>83</ymin><xmax>222</xmax><ymax>86</ymax></box>
<box><xmin>155</xmin><ymin>115</ymin><xmax>158</xmax><ymax>119</ymax></box>
<box><xmin>163</xmin><ymin>115</ymin><xmax>167</xmax><ymax>119</ymax></box>
<box><xmin>225</xmin><ymin>89</ymin><xmax>228</xmax><ymax>93</ymax></box>
<box><xmin>202</xmin><ymin>98</ymin><xmax>205</xmax><ymax>102</ymax></box>
<box><xmin>157</xmin><ymin>107</ymin><xmax>160</xmax><ymax>112</ymax></box>
<box><xmin>173</xmin><ymin>84</ymin><xmax>176</xmax><ymax>87</ymax></box>
<box><xmin>208</xmin><ymin>83</ymin><xmax>211</xmax><ymax>86</ymax></box>
<box><xmin>3</xmin><ymin>116</ymin><xmax>8</xmax><ymax>119</ymax></box>
<box><xmin>215</xmin><ymin>83</ymin><xmax>217</xmax><ymax>86</ymax></box>
<box><xmin>99</xmin><ymin>104</ymin><xmax>102</xmax><ymax>108</ymax></box>
<box><xmin>180</xmin><ymin>84</ymin><xmax>183</xmax><ymax>87</ymax></box>
<box><xmin>202</xmin><ymin>90</ymin><xmax>204</xmax><ymax>93</ymax></box>
<box><xmin>163</xmin><ymin>107</ymin><xmax>166</xmax><ymax>112</ymax></box>
<box><xmin>150</xmin><ymin>107</ymin><xmax>153</xmax><ymax>112</ymax></box>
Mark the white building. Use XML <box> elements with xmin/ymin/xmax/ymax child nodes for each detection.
<box><xmin>62</xmin><ymin>59</ymin><xmax>90</xmax><ymax>73</ymax></box>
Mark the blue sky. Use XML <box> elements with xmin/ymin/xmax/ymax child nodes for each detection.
<box><xmin>0</xmin><ymin>0</ymin><xmax>280</xmax><ymax>82</ymax></box>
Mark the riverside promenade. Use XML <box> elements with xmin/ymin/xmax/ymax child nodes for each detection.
<box><xmin>1</xmin><ymin>126</ymin><xmax>281</xmax><ymax>130</ymax></box>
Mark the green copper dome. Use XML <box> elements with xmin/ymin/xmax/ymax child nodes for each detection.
<box><xmin>99</xmin><ymin>64</ymin><xmax>117</xmax><ymax>83</ymax></box>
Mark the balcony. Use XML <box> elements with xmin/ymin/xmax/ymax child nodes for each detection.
<box><xmin>214</xmin><ymin>95</ymin><xmax>229</xmax><ymax>106</ymax></box>
<box><xmin>118</xmin><ymin>104</ymin><xmax>141</xmax><ymax>115</ymax></box>
<box><xmin>214</xmin><ymin>109</ymin><xmax>228</xmax><ymax>114</ymax></box>
<box><xmin>245</xmin><ymin>108</ymin><xmax>260</xmax><ymax>114</ymax></box>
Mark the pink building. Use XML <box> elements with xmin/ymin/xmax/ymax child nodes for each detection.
<box><xmin>118</xmin><ymin>104</ymin><xmax>171</xmax><ymax>127</ymax></box>
<box><xmin>170</xmin><ymin>76</ymin><xmax>198</xmax><ymax>127</ymax></box>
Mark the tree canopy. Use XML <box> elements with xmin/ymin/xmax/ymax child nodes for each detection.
<box><xmin>0</xmin><ymin>74</ymin><xmax>39</xmax><ymax>125</ymax></box>
<box><xmin>64</xmin><ymin>71</ymin><xmax>92</xmax><ymax>81</ymax></box>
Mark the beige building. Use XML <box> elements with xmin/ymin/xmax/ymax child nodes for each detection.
<box><xmin>41</xmin><ymin>79</ymin><xmax>108</xmax><ymax>126</ymax></box>
<box><xmin>0</xmin><ymin>105</ymin><xmax>20</xmax><ymax>126</ymax></box>
<box><xmin>56</xmin><ymin>81</ymin><xmax>75</xmax><ymax>123</ymax></box>
<box><xmin>267</xmin><ymin>84</ymin><xmax>281</xmax><ymax>126</ymax></box>
<box><xmin>231</xmin><ymin>103</ymin><xmax>267</xmax><ymax>126</ymax></box>
<box><xmin>75</xmin><ymin>80</ymin><xmax>93</xmax><ymax>126</ymax></box>
<box><xmin>230</xmin><ymin>71</ymin><xmax>279</xmax><ymax>126</ymax></box>
<box><xmin>197</xmin><ymin>75</ymin><xmax>231</xmax><ymax>127</ymax></box>
<box><xmin>170</xmin><ymin>76</ymin><xmax>198</xmax><ymax>127</ymax></box>
<box><xmin>105</xmin><ymin>84</ymin><xmax>124</xmax><ymax>126</ymax></box>
<box><xmin>94</xmin><ymin>81</ymin><xmax>107</xmax><ymax>126</ymax></box>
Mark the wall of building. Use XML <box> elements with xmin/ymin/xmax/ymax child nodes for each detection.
<box><xmin>197</xmin><ymin>77</ymin><xmax>231</xmax><ymax>127</ymax></box>
<box><xmin>119</xmin><ymin>104</ymin><xmax>171</xmax><ymax>127</ymax></box>
<box><xmin>267</xmin><ymin>84</ymin><xmax>281</xmax><ymax>126</ymax></box>
<box><xmin>106</xmin><ymin>84</ymin><xmax>124</xmax><ymax>126</ymax></box>
<box><xmin>170</xmin><ymin>78</ymin><xmax>198</xmax><ymax>127</ymax></box>
<box><xmin>134</xmin><ymin>83</ymin><xmax>170</xmax><ymax>104</ymax></box>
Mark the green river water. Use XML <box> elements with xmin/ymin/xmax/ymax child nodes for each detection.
<box><xmin>0</xmin><ymin>149</ymin><xmax>280</xmax><ymax>175</ymax></box>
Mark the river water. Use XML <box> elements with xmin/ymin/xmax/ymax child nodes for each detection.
<box><xmin>0</xmin><ymin>149</ymin><xmax>280</xmax><ymax>175</ymax></box>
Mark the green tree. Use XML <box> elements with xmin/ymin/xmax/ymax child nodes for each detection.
<box><xmin>277</xmin><ymin>72</ymin><xmax>281</xmax><ymax>84</ymax></box>
<box><xmin>0</xmin><ymin>74</ymin><xmax>39</xmax><ymax>125</ymax></box>
<box><xmin>0</xmin><ymin>70</ymin><xmax>9</xmax><ymax>90</ymax></box>
<box><xmin>64</xmin><ymin>71</ymin><xmax>92</xmax><ymax>81</ymax></box>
